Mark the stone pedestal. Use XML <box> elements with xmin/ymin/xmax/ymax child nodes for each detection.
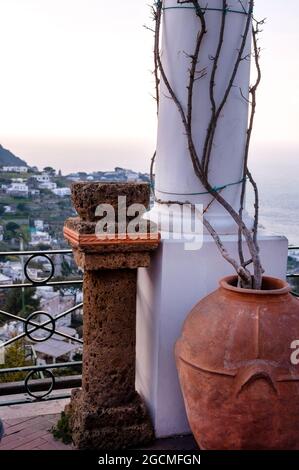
<box><xmin>64</xmin><ymin>182</ymin><xmax>159</xmax><ymax>450</ymax></box>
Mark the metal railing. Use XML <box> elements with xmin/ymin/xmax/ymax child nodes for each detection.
<box><xmin>0</xmin><ymin>249</ymin><xmax>83</xmax><ymax>406</ymax></box>
<box><xmin>287</xmin><ymin>246</ymin><xmax>299</xmax><ymax>297</ymax></box>
<box><xmin>0</xmin><ymin>245</ymin><xmax>298</xmax><ymax>408</ymax></box>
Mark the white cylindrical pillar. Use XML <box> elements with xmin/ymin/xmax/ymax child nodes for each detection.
<box><xmin>153</xmin><ymin>0</ymin><xmax>252</xmax><ymax>234</ymax></box>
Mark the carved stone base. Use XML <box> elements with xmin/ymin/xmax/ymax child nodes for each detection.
<box><xmin>66</xmin><ymin>389</ymin><xmax>154</xmax><ymax>450</ymax></box>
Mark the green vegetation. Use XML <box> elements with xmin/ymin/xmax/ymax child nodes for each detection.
<box><xmin>1</xmin><ymin>287</ymin><xmax>41</xmax><ymax>323</ymax></box>
<box><xmin>51</xmin><ymin>411</ymin><xmax>73</xmax><ymax>445</ymax></box>
<box><xmin>4</xmin><ymin>221</ymin><xmax>20</xmax><ymax>238</ymax></box>
<box><xmin>0</xmin><ymin>172</ymin><xmax>75</xmax><ymax>249</ymax></box>
<box><xmin>0</xmin><ymin>172</ymin><xmax>29</xmax><ymax>181</ymax></box>
<box><xmin>43</xmin><ymin>167</ymin><xmax>56</xmax><ymax>176</ymax></box>
<box><xmin>53</xmin><ymin>357</ymin><xmax>82</xmax><ymax>378</ymax></box>
<box><xmin>0</xmin><ymin>341</ymin><xmax>33</xmax><ymax>383</ymax></box>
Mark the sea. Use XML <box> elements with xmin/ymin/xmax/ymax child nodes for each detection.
<box><xmin>246</xmin><ymin>152</ymin><xmax>299</xmax><ymax>247</ymax></box>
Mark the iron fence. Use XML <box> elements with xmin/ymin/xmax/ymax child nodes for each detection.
<box><xmin>287</xmin><ymin>246</ymin><xmax>299</xmax><ymax>298</ymax></box>
<box><xmin>0</xmin><ymin>245</ymin><xmax>298</xmax><ymax>407</ymax></box>
<box><xmin>0</xmin><ymin>249</ymin><xmax>83</xmax><ymax>406</ymax></box>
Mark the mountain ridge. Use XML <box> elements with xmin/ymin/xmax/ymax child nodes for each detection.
<box><xmin>0</xmin><ymin>145</ymin><xmax>27</xmax><ymax>167</ymax></box>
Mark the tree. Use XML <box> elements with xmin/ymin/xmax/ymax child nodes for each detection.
<box><xmin>5</xmin><ymin>222</ymin><xmax>20</xmax><ymax>233</ymax></box>
<box><xmin>17</xmin><ymin>202</ymin><xmax>27</xmax><ymax>212</ymax></box>
<box><xmin>2</xmin><ymin>287</ymin><xmax>41</xmax><ymax>321</ymax></box>
<box><xmin>35</xmin><ymin>243</ymin><xmax>52</xmax><ymax>251</ymax></box>
<box><xmin>4</xmin><ymin>221</ymin><xmax>21</xmax><ymax>243</ymax></box>
<box><xmin>0</xmin><ymin>340</ymin><xmax>31</xmax><ymax>383</ymax></box>
<box><xmin>43</xmin><ymin>166</ymin><xmax>56</xmax><ymax>176</ymax></box>
<box><xmin>61</xmin><ymin>259</ymin><xmax>72</xmax><ymax>277</ymax></box>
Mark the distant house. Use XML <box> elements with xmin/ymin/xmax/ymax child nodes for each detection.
<box><xmin>34</xmin><ymin>219</ymin><xmax>44</xmax><ymax>231</ymax></box>
<box><xmin>6</xmin><ymin>182</ymin><xmax>29</xmax><ymax>197</ymax></box>
<box><xmin>33</xmin><ymin>326</ymin><xmax>81</xmax><ymax>364</ymax></box>
<box><xmin>1</xmin><ymin>166</ymin><xmax>28</xmax><ymax>173</ymax></box>
<box><xmin>29</xmin><ymin>230</ymin><xmax>52</xmax><ymax>246</ymax></box>
<box><xmin>11</xmin><ymin>178</ymin><xmax>25</xmax><ymax>183</ymax></box>
<box><xmin>0</xmin><ymin>273</ymin><xmax>12</xmax><ymax>286</ymax></box>
<box><xmin>0</xmin><ymin>321</ymin><xmax>23</xmax><ymax>341</ymax></box>
<box><xmin>32</xmin><ymin>173</ymin><xmax>50</xmax><ymax>183</ymax></box>
<box><xmin>3</xmin><ymin>205</ymin><xmax>15</xmax><ymax>214</ymax></box>
<box><xmin>125</xmin><ymin>170</ymin><xmax>139</xmax><ymax>182</ymax></box>
<box><xmin>29</xmin><ymin>189</ymin><xmax>40</xmax><ymax>197</ymax></box>
<box><xmin>38</xmin><ymin>182</ymin><xmax>57</xmax><ymax>190</ymax></box>
<box><xmin>0</xmin><ymin>261</ymin><xmax>23</xmax><ymax>282</ymax></box>
<box><xmin>38</xmin><ymin>287</ymin><xmax>76</xmax><ymax>325</ymax></box>
<box><xmin>101</xmin><ymin>171</ymin><xmax>123</xmax><ymax>181</ymax></box>
<box><xmin>52</xmin><ymin>187</ymin><xmax>71</xmax><ymax>197</ymax></box>
<box><xmin>66</xmin><ymin>174</ymin><xmax>81</xmax><ymax>182</ymax></box>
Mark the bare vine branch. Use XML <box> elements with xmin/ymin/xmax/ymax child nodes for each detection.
<box><xmin>202</xmin><ymin>0</ymin><xmax>254</xmax><ymax>176</ymax></box>
<box><xmin>202</xmin><ymin>216</ymin><xmax>253</xmax><ymax>286</ymax></box>
<box><xmin>151</xmin><ymin>0</ymin><xmax>263</xmax><ymax>289</ymax></box>
<box><xmin>202</xmin><ymin>1</ymin><xmax>227</xmax><ymax>174</ymax></box>
<box><xmin>238</xmin><ymin>16</ymin><xmax>265</xmax><ymax>288</ymax></box>
<box><xmin>150</xmin><ymin>151</ymin><xmax>156</xmax><ymax>197</ymax></box>
<box><xmin>152</xmin><ymin>5</ymin><xmax>161</xmax><ymax>114</ymax></box>
<box><xmin>187</xmin><ymin>1</ymin><xmax>207</xmax><ymax>131</ymax></box>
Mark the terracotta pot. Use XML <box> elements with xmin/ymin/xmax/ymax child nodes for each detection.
<box><xmin>175</xmin><ymin>276</ymin><xmax>299</xmax><ymax>450</ymax></box>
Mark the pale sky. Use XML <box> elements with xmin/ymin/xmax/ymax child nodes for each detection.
<box><xmin>0</xmin><ymin>0</ymin><xmax>298</xmax><ymax>173</ymax></box>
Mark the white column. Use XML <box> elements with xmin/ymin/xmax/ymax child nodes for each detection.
<box><xmin>153</xmin><ymin>0</ymin><xmax>252</xmax><ymax>234</ymax></box>
<box><xmin>136</xmin><ymin>0</ymin><xmax>288</xmax><ymax>438</ymax></box>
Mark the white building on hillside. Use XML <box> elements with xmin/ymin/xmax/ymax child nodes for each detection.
<box><xmin>12</xmin><ymin>178</ymin><xmax>25</xmax><ymax>183</ymax></box>
<box><xmin>0</xmin><ymin>273</ymin><xmax>12</xmax><ymax>286</ymax></box>
<box><xmin>29</xmin><ymin>231</ymin><xmax>52</xmax><ymax>246</ymax></box>
<box><xmin>1</xmin><ymin>166</ymin><xmax>28</xmax><ymax>173</ymax></box>
<box><xmin>125</xmin><ymin>170</ymin><xmax>139</xmax><ymax>181</ymax></box>
<box><xmin>34</xmin><ymin>220</ymin><xmax>44</xmax><ymax>231</ymax></box>
<box><xmin>3</xmin><ymin>205</ymin><xmax>15</xmax><ymax>214</ymax></box>
<box><xmin>32</xmin><ymin>173</ymin><xmax>50</xmax><ymax>183</ymax></box>
<box><xmin>52</xmin><ymin>187</ymin><xmax>71</xmax><ymax>197</ymax></box>
<box><xmin>1</xmin><ymin>260</ymin><xmax>23</xmax><ymax>282</ymax></box>
<box><xmin>29</xmin><ymin>189</ymin><xmax>40</xmax><ymax>196</ymax></box>
<box><xmin>38</xmin><ymin>182</ymin><xmax>57</xmax><ymax>190</ymax></box>
<box><xmin>6</xmin><ymin>182</ymin><xmax>29</xmax><ymax>197</ymax></box>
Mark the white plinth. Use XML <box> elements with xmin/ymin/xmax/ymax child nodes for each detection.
<box><xmin>136</xmin><ymin>234</ymin><xmax>288</xmax><ymax>438</ymax></box>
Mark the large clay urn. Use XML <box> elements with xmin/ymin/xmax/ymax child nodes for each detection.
<box><xmin>175</xmin><ymin>276</ymin><xmax>299</xmax><ymax>450</ymax></box>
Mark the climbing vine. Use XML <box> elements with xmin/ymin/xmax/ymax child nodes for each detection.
<box><xmin>150</xmin><ymin>0</ymin><xmax>266</xmax><ymax>289</ymax></box>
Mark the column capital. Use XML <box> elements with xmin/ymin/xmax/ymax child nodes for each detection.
<box><xmin>64</xmin><ymin>182</ymin><xmax>160</xmax><ymax>270</ymax></box>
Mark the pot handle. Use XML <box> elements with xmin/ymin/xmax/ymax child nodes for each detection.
<box><xmin>234</xmin><ymin>364</ymin><xmax>278</xmax><ymax>398</ymax></box>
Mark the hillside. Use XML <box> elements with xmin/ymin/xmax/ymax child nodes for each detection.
<box><xmin>0</xmin><ymin>145</ymin><xmax>27</xmax><ymax>167</ymax></box>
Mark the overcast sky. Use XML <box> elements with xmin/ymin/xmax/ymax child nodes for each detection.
<box><xmin>0</xmin><ymin>0</ymin><xmax>298</xmax><ymax>172</ymax></box>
